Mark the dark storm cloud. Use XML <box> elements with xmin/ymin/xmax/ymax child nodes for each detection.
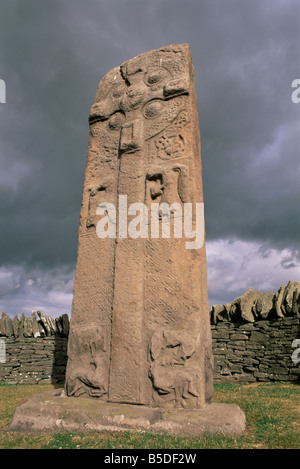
<box><xmin>0</xmin><ymin>0</ymin><xmax>299</xmax><ymax>314</ymax></box>
<box><xmin>0</xmin><ymin>264</ymin><xmax>74</xmax><ymax>317</ymax></box>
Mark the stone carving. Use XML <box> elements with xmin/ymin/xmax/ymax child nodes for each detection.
<box><xmin>65</xmin><ymin>325</ymin><xmax>108</xmax><ymax>398</ymax></box>
<box><xmin>65</xmin><ymin>44</ymin><xmax>214</xmax><ymax>409</ymax></box>
<box><xmin>149</xmin><ymin>329</ymin><xmax>203</xmax><ymax>408</ymax></box>
<box><xmin>146</xmin><ymin>163</ymin><xmax>189</xmax><ymax>206</ymax></box>
<box><xmin>155</xmin><ymin>131</ymin><xmax>185</xmax><ymax>160</ymax></box>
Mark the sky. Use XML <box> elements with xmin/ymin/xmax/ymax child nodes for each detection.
<box><xmin>0</xmin><ymin>0</ymin><xmax>299</xmax><ymax>318</ymax></box>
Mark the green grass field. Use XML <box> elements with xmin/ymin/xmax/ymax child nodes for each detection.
<box><xmin>0</xmin><ymin>382</ymin><xmax>299</xmax><ymax>449</ymax></box>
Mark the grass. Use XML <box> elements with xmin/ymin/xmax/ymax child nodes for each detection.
<box><xmin>0</xmin><ymin>381</ymin><xmax>299</xmax><ymax>449</ymax></box>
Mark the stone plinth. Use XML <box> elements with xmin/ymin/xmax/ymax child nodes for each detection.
<box><xmin>8</xmin><ymin>389</ymin><xmax>246</xmax><ymax>437</ymax></box>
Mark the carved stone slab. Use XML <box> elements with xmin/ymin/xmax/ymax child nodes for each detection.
<box><xmin>65</xmin><ymin>44</ymin><xmax>214</xmax><ymax>409</ymax></box>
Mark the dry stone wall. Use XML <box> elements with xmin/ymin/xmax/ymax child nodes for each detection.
<box><xmin>0</xmin><ymin>311</ymin><xmax>69</xmax><ymax>385</ymax></box>
<box><xmin>211</xmin><ymin>317</ymin><xmax>300</xmax><ymax>383</ymax></box>
<box><xmin>210</xmin><ymin>281</ymin><xmax>300</xmax><ymax>383</ymax></box>
<box><xmin>0</xmin><ymin>283</ymin><xmax>299</xmax><ymax>385</ymax></box>
<box><xmin>1</xmin><ymin>337</ymin><xmax>67</xmax><ymax>385</ymax></box>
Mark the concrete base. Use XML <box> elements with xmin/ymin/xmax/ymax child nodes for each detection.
<box><xmin>8</xmin><ymin>389</ymin><xmax>246</xmax><ymax>437</ymax></box>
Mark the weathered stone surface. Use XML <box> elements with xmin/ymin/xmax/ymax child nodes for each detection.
<box><xmin>31</xmin><ymin>311</ymin><xmax>41</xmax><ymax>338</ymax></box>
<box><xmin>292</xmin><ymin>287</ymin><xmax>300</xmax><ymax>315</ymax></box>
<box><xmin>12</xmin><ymin>315</ymin><xmax>19</xmax><ymax>337</ymax></box>
<box><xmin>8</xmin><ymin>389</ymin><xmax>246</xmax><ymax>437</ymax></box>
<box><xmin>18</xmin><ymin>313</ymin><xmax>25</xmax><ymax>337</ymax></box>
<box><xmin>255</xmin><ymin>291</ymin><xmax>274</xmax><ymax>319</ymax></box>
<box><xmin>232</xmin><ymin>289</ymin><xmax>261</xmax><ymax>323</ymax></box>
<box><xmin>276</xmin><ymin>281</ymin><xmax>300</xmax><ymax>317</ymax></box>
<box><xmin>0</xmin><ymin>313</ymin><xmax>13</xmax><ymax>337</ymax></box>
<box><xmin>211</xmin><ymin>304</ymin><xmax>228</xmax><ymax>323</ymax></box>
<box><xmin>210</xmin><ymin>282</ymin><xmax>300</xmax><ymax>324</ymax></box>
<box><xmin>65</xmin><ymin>43</ymin><xmax>214</xmax><ymax>409</ymax></box>
<box><xmin>37</xmin><ymin>311</ymin><xmax>51</xmax><ymax>336</ymax></box>
<box><xmin>250</xmin><ymin>331</ymin><xmax>266</xmax><ymax>342</ymax></box>
<box><xmin>23</xmin><ymin>317</ymin><xmax>33</xmax><ymax>338</ymax></box>
<box><xmin>0</xmin><ymin>312</ymin><xmax>70</xmax><ymax>339</ymax></box>
<box><xmin>61</xmin><ymin>314</ymin><xmax>69</xmax><ymax>337</ymax></box>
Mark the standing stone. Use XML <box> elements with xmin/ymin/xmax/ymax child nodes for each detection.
<box><xmin>65</xmin><ymin>44</ymin><xmax>214</xmax><ymax>409</ymax></box>
<box><xmin>9</xmin><ymin>45</ymin><xmax>245</xmax><ymax>437</ymax></box>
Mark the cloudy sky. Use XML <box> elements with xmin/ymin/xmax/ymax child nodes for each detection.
<box><xmin>0</xmin><ymin>0</ymin><xmax>299</xmax><ymax>318</ymax></box>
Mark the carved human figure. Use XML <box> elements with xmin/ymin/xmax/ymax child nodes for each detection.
<box><xmin>149</xmin><ymin>329</ymin><xmax>204</xmax><ymax>408</ymax></box>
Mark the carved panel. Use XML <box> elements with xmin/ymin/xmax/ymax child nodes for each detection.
<box><xmin>66</xmin><ymin>325</ymin><xmax>108</xmax><ymax>398</ymax></box>
<box><xmin>146</xmin><ymin>163</ymin><xmax>190</xmax><ymax>206</ymax></box>
<box><xmin>86</xmin><ymin>178</ymin><xmax>114</xmax><ymax>228</ymax></box>
<box><xmin>149</xmin><ymin>329</ymin><xmax>202</xmax><ymax>408</ymax></box>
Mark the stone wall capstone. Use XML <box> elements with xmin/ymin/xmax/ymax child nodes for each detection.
<box><xmin>210</xmin><ymin>281</ymin><xmax>300</xmax><ymax>324</ymax></box>
<box><xmin>0</xmin><ymin>310</ymin><xmax>69</xmax><ymax>338</ymax></box>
